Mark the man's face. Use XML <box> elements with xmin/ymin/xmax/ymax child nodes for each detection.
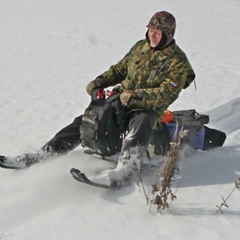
<box><xmin>148</xmin><ymin>28</ymin><xmax>162</xmax><ymax>48</ymax></box>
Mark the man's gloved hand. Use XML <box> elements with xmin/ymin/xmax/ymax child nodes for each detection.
<box><xmin>86</xmin><ymin>80</ymin><xmax>96</xmax><ymax>96</ymax></box>
<box><xmin>120</xmin><ymin>89</ymin><xmax>143</xmax><ymax>106</ymax></box>
<box><xmin>86</xmin><ymin>78</ymin><xmax>106</xmax><ymax>96</ymax></box>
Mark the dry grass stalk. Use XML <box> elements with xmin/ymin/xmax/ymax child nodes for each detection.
<box><xmin>137</xmin><ymin>173</ymin><xmax>150</xmax><ymax>205</ymax></box>
<box><xmin>214</xmin><ymin>178</ymin><xmax>240</xmax><ymax>215</ymax></box>
<box><xmin>149</xmin><ymin>124</ymin><xmax>188</xmax><ymax>212</ymax></box>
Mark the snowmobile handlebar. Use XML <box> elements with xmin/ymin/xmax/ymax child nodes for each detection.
<box><xmin>91</xmin><ymin>88</ymin><xmax>116</xmax><ymax>101</ymax></box>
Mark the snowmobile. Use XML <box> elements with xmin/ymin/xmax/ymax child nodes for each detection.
<box><xmin>71</xmin><ymin>88</ymin><xmax>226</xmax><ymax>189</ymax></box>
<box><xmin>0</xmin><ymin>88</ymin><xmax>226</xmax><ymax>189</ymax></box>
<box><xmin>78</xmin><ymin>88</ymin><xmax>226</xmax><ymax>157</ymax></box>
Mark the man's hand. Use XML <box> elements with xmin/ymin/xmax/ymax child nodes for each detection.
<box><xmin>120</xmin><ymin>89</ymin><xmax>143</xmax><ymax>106</ymax></box>
<box><xmin>86</xmin><ymin>81</ymin><xmax>97</xmax><ymax>95</ymax></box>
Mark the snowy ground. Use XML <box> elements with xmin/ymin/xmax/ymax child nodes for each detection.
<box><xmin>0</xmin><ymin>0</ymin><xmax>240</xmax><ymax>239</ymax></box>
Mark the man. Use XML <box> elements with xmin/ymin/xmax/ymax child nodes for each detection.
<box><xmin>0</xmin><ymin>11</ymin><xmax>195</xmax><ymax>189</ymax></box>
<box><xmin>82</xmin><ymin>11</ymin><xmax>195</xmax><ymax>187</ymax></box>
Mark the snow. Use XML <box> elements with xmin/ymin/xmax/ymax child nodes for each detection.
<box><xmin>0</xmin><ymin>0</ymin><xmax>240</xmax><ymax>239</ymax></box>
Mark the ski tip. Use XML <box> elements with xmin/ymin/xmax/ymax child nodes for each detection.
<box><xmin>70</xmin><ymin>168</ymin><xmax>80</xmax><ymax>174</ymax></box>
<box><xmin>70</xmin><ymin>168</ymin><xmax>82</xmax><ymax>179</ymax></box>
<box><xmin>70</xmin><ymin>168</ymin><xmax>113</xmax><ymax>189</ymax></box>
<box><xmin>0</xmin><ymin>155</ymin><xmax>25</xmax><ymax>170</ymax></box>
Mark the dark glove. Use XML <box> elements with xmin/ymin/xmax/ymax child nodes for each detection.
<box><xmin>86</xmin><ymin>78</ymin><xmax>107</xmax><ymax>96</ymax></box>
<box><xmin>120</xmin><ymin>89</ymin><xmax>143</xmax><ymax>106</ymax></box>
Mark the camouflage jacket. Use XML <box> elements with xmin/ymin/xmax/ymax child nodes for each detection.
<box><xmin>97</xmin><ymin>39</ymin><xmax>195</xmax><ymax>118</ymax></box>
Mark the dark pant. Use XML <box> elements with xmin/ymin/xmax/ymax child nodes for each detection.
<box><xmin>42</xmin><ymin>110</ymin><xmax>157</xmax><ymax>157</ymax></box>
<box><xmin>41</xmin><ymin>115</ymin><xmax>83</xmax><ymax>154</ymax></box>
<box><xmin>121</xmin><ymin>110</ymin><xmax>156</xmax><ymax>154</ymax></box>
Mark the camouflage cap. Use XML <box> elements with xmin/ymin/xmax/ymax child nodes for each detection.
<box><xmin>147</xmin><ymin>11</ymin><xmax>176</xmax><ymax>47</ymax></box>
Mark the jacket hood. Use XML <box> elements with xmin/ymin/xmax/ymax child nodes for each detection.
<box><xmin>146</xmin><ymin>11</ymin><xmax>176</xmax><ymax>49</ymax></box>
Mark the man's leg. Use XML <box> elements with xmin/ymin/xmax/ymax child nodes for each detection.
<box><xmin>120</xmin><ymin>110</ymin><xmax>156</xmax><ymax>156</ymax></box>
<box><xmin>89</xmin><ymin>110</ymin><xmax>156</xmax><ymax>189</ymax></box>
<box><xmin>42</xmin><ymin>115</ymin><xmax>82</xmax><ymax>154</ymax></box>
<box><xmin>114</xmin><ymin>110</ymin><xmax>156</xmax><ymax>177</ymax></box>
<box><xmin>2</xmin><ymin>115</ymin><xmax>83</xmax><ymax>168</ymax></box>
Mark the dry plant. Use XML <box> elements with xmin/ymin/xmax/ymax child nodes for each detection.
<box><xmin>146</xmin><ymin>124</ymin><xmax>189</xmax><ymax>212</ymax></box>
<box><xmin>214</xmin><ymin>178</ymin><xmax>240</xmax><ymax>215</ymax></box>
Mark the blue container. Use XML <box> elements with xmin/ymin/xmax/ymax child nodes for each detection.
<box><xmin>166</xmin><ymin>123</ymin><xmax>205</xmax><ymax>150</ymax></box>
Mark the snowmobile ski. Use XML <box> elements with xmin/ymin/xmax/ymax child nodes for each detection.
<box><xmin>70</xmin><ymin>168</ymin><xmax>117</xmax><ymax>189</ymax></box>
<box><xmin>0</xmin><ymin>155</ymin><xmax>26</xmax><ymax>170</ymax></box>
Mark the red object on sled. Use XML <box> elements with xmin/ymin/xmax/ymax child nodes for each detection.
<box><xmin>97</xmin><ymin>89</ymin><xmax>105</xmax><ymax>100</ymax></box>
<box><xmin>160</xmin><ymin>110</ymin><xmax>174</xmax><ymax>123</ymax></box>
<box><xmin>106</xmin><ymin>90</ymin><xmax>116</xmax><ymax>97</ymax></box>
